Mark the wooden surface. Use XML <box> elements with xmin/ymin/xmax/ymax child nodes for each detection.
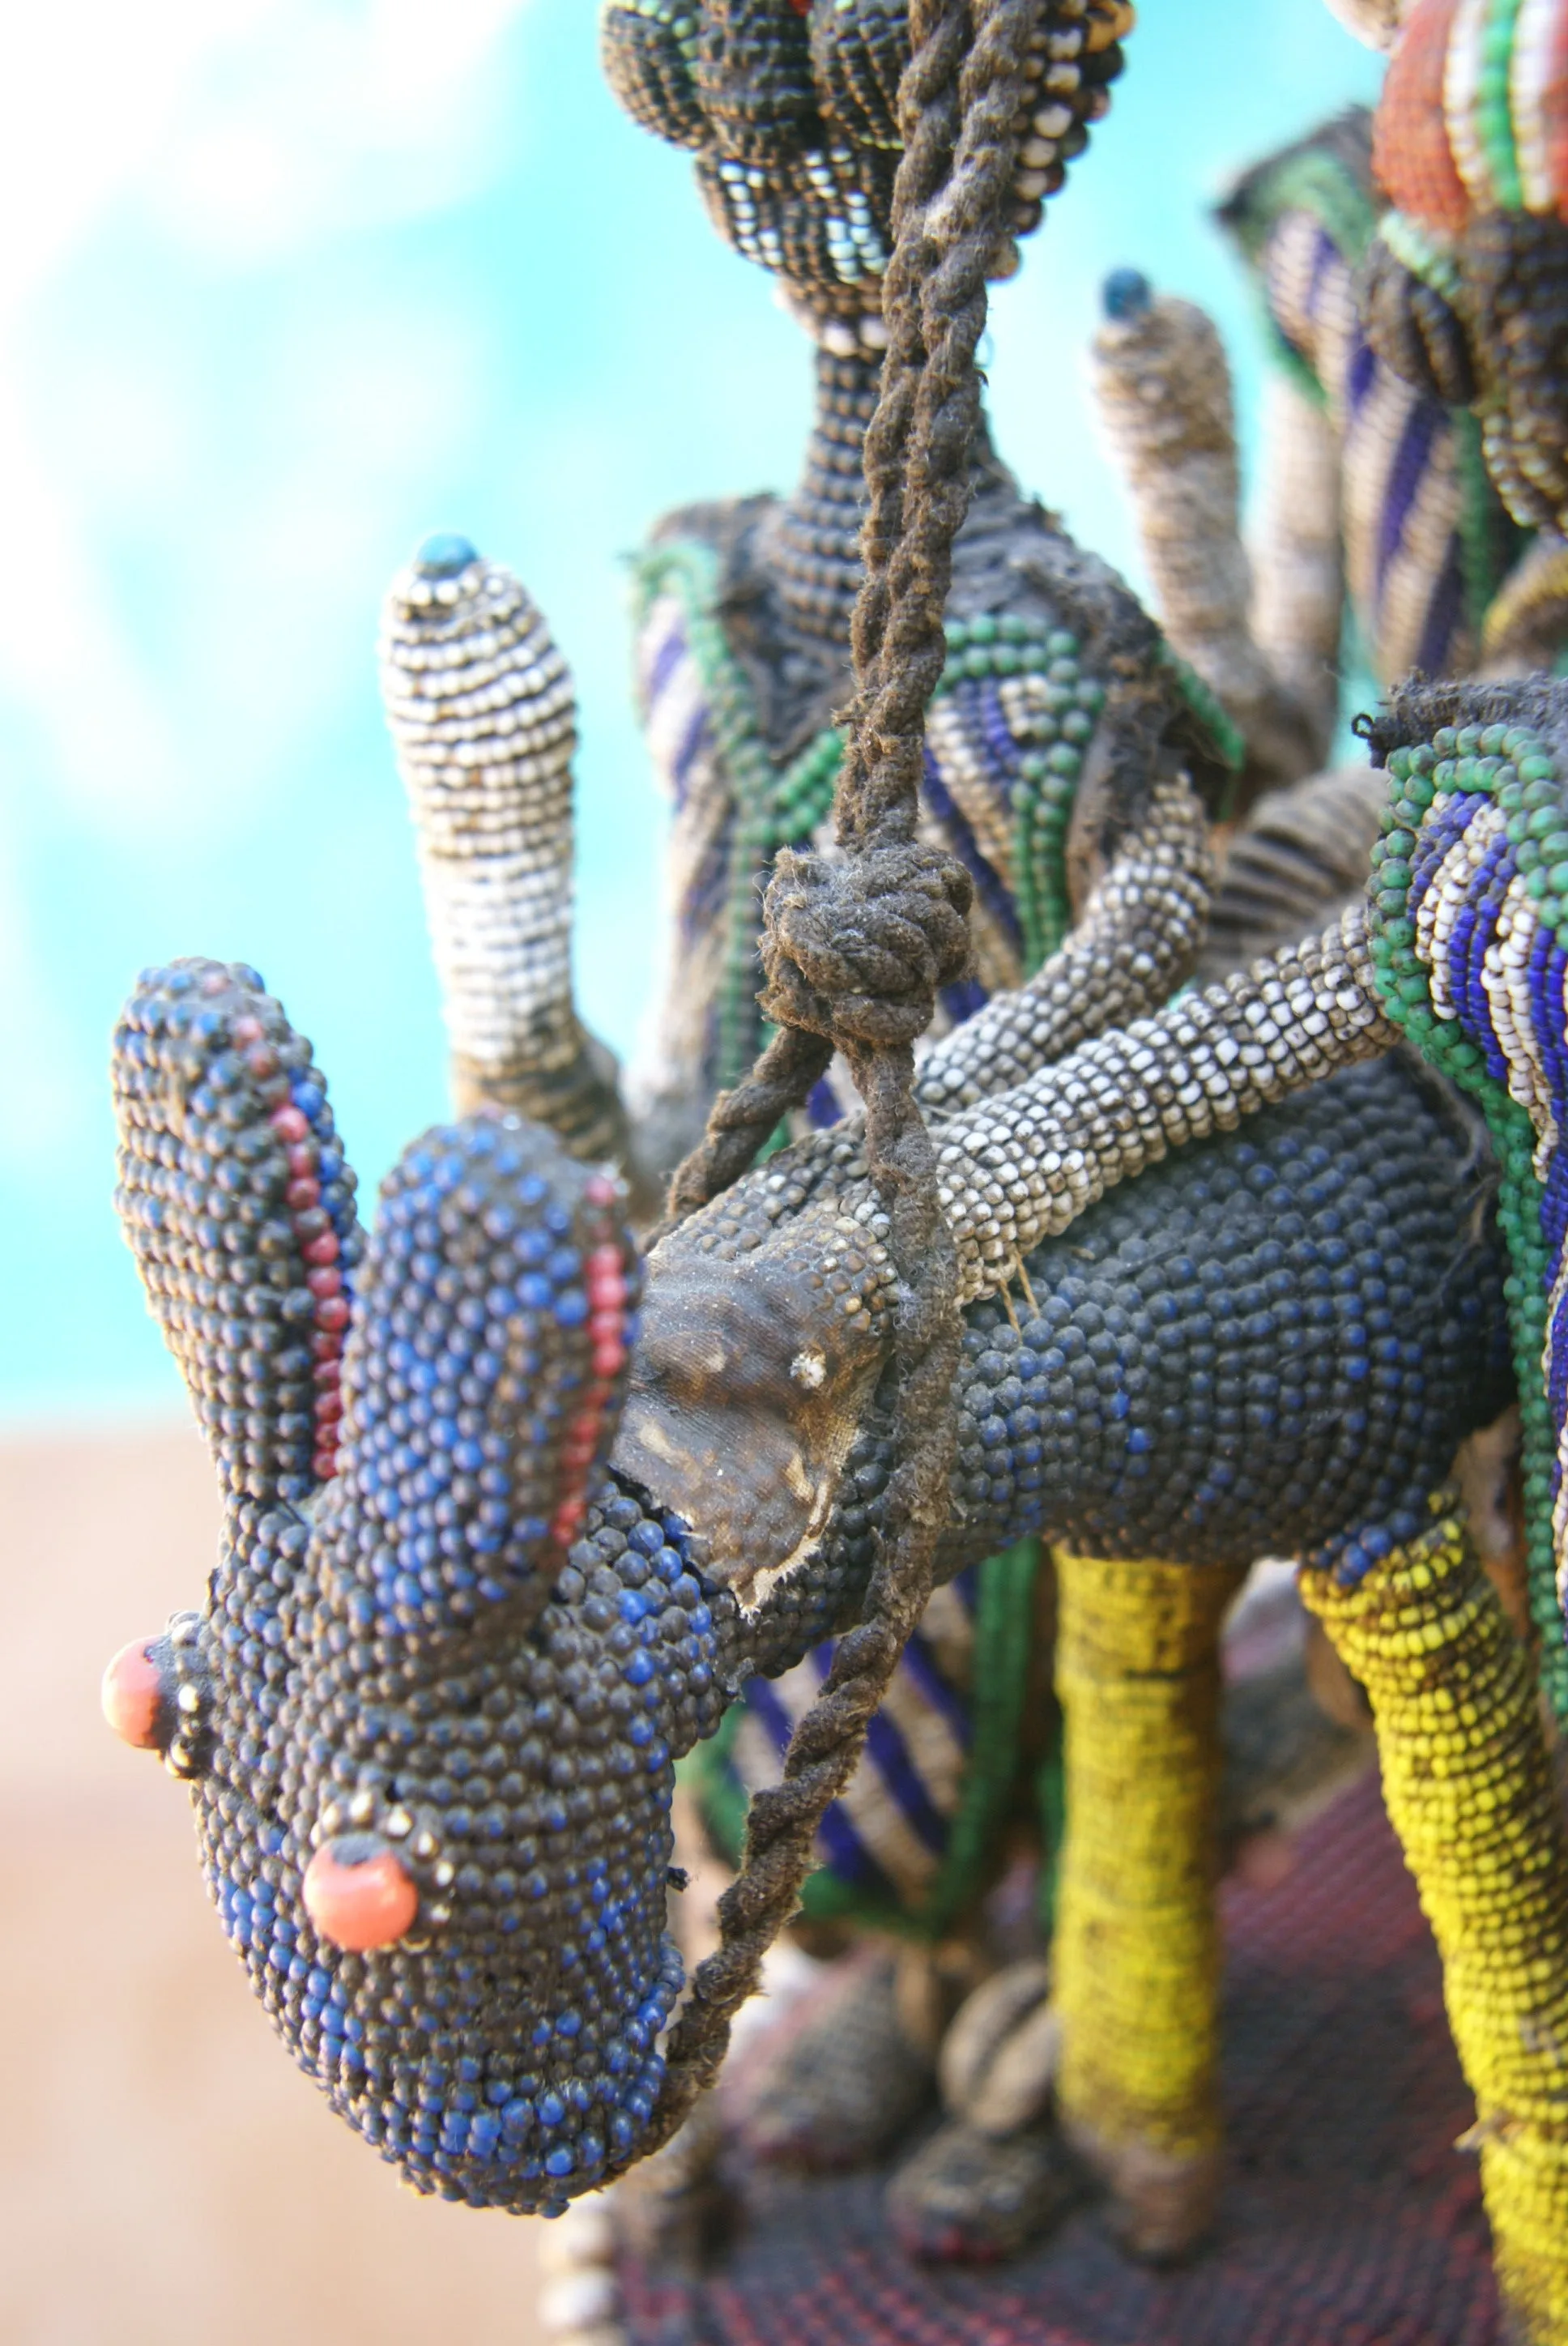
<box><xmin>0</xmin><ymin>1418</ymin><xmax>543</xmax><ymax>2346</ymax></box>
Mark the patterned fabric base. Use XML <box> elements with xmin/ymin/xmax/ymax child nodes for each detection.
<box><xmin>621</xmin><ymin>1772</ymin><xmax>1498</xmax><ymax>2344</ymax></box>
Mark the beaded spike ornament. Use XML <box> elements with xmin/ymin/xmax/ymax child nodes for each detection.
<box><xmin>381</xmin><ymin>534</ymin><xmax>628</xmax><ymax>1167</ymax></box>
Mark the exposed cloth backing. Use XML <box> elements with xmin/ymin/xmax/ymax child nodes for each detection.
<box><xmin>618</xmin><ymin>1770</ymin><xmax>1502</xmax><ymax>2344</ymax></box>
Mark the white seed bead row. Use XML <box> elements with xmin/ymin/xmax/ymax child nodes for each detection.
<box><xmin>380</xmin><ymin>556</ymin><xmax>580</xmax><ymax>1078</ymax></box>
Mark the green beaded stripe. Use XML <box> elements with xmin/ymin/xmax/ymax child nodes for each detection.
<box><xmin>634</xmin><ymin>538</ymin><xmax>842</xmax><ymax>1090</ymax></box>
<box><xmin>1365</xmin><ymin>723</ymin><xmax>1568</xmax><ymax>1718</ymax></box>
<box><xmin>1234</xmin><ymin>147</ymin><xmax>1377</xmax><ymax>411</ymax></box>
<box><xmin>1159</xmin><ymin>641</ymin><xmax>1246</xmax><ymax>783</ymax></box>
<box><xmin>1452</xmin><ymin>407</ymin><xmax>1521</xmax><ymax>642</ymax></box>
<box><xmin>939</xmin><ymin>612</ymin><xmax>1102</xmax><ymax>976</ymax></box>
<box><xmin>1378</xmin><ymin>206</ymin><xmax>1466</xmax><ymax>309</ymax></box>
<box><xmin>1476</xmin><ymin>0</ymin><xmax>1528</xmax><ymax>215</ymax></box>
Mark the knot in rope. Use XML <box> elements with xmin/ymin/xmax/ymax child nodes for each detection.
<box><xmin>760</xmin><ymin>839</ymin><xmax>974</xmax><ymax>1054</ymax></box>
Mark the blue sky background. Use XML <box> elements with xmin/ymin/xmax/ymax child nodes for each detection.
<box><xmin>0</xmin><ymin>0</ymin><xmax>1383</xmax><ymax>1418</ymax></box>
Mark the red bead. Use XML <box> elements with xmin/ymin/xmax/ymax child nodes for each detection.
<box><xmin>270</xmin><ymin>1105</ymin><xmax>309</xmax><ymax>1143</ymax></box>
<box><xmin>245</xmin><ymin>1045</ymin><xmax>279</xmax><ymax>1079</ymax></box>
<box><xmin>303</xmin><ymin>1231</ymin><xmax>339</xmax><ymax>1266</ymax></box>
<box><xmin>286</xmin><ymin>1142</ymin><xmax>317</xmax><ymax>1177</ymax></box>
<box><xmin>100</xmin><ymin>1639</ymin><xmax>165</xmax><ymax>1750</ymax></box>
<box><xmin>315</xmin><ymin>1389</ymin><xmax>344</xmax><ymax>1424</ymax></box>
<box><xmin>551</xmin><ymin>1500</ymin><xmax>587</xmax><ymax>1544</ymax></box>
<box><xmin>310</xmin><ymin>1329</ymin><xmax>342</xmax><ymax>1359</ymax></box>
<box><xmin>315</xmin><ymin>1296</ymin><xmax>350</xmax><ymax>1332</ymax></box>
<box><xmin>230</xmin><ymin>1015</ymin><xmax>264</xmax><ymax>1045</ymax></box>
<box><xmin>306</xmin><ymin>1265</ymin><xmax>342</xmax><ymax>1298</ymax></box>
<box><xmin>285</xmin><ymin>1177</ymin><xmax>322</xmax><ymax>1211</ymax></box>
<box><xmin>313</xmin><ymin>1358</ymin><xmax>342</xmax><ymax>1388</ymax></box>
<box><xmin>583</xmin><ymin>1175</ymin><xmax>620</xmax><ymax>1205</ymax></box>
<box><xmin>592</xmin><ymin>1341</ymin><xmax>626</xmax><ymax>1377</ymax></box>
<box><xmin>312</xmin><ymin>1448</ymin><xmax>339</xmax><ymax>1482</ymax></box>
<box><xmin>302</xmin><ymin>1842</ymin><xmax>418</xmax><ymax>1951</ymax></box>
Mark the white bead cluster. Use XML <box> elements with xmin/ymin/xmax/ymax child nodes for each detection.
<box><xmin>380</xmin><ymin>547</ymin><xmax>577</xmax><ymax>1081</ymax></box>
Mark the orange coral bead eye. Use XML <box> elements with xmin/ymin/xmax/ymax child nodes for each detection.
<box><xmin>302</xmin><ymin>1841</ymin><xmax>420</xmax><ymax>1951</ymax></box>
<box><xmin>100</xmin><ymin>1639</ymin><xmax>166</xmax><ymax>1750</ymax></box>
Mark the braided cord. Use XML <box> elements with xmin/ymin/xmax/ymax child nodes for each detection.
<box><xmin>635</xmin><ymin>0</ymin><xmax>1039</xmax><ymax>2160</ymax></box>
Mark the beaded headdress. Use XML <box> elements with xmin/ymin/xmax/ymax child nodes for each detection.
<box><xmin>599</xmin><ymin>0</ymin><xmax>1132</xmax><ymax>348</ymax></box>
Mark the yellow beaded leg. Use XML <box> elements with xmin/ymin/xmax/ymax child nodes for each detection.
<box><xmin>1300</xmin><ymin>1502</ymin><xmax>1568</xmax><ymax>2346</ymax></box>
<box><xmin>1053</xmin><ymin>1550</ymin><xmax>1245</xmax><ymax>2259</ymax></box>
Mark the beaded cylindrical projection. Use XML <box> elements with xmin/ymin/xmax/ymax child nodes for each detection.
<box><xmin>1302</xmin><ymin>1505</ymin><xmax>1568</xmax><ymax>2346</ymax></box>
<box><xmin>380</xmin><ymin>535</ymin><xmax>628</xmax><ymax>1165</ymax></box>
<box><xmin>1051</xmin><ymin>1550</ymin><xmax>1243</xmax><ymax>2261</ymax></box>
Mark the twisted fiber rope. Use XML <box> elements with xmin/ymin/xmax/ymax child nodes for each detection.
<box><xmin>633</xmin><ymin>0</ymin><xmax>1038</xmax><ymax>2163</ymax></box>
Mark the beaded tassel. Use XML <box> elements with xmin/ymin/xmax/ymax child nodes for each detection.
<box><xmin>380</xmin><ymin>534</ymin><xmax>628</xmax><ymax>1165</ymax></box>
<box><xmin>1091</xmin><ymin>279</ymin><xmax>1327</xmax><ymax>793</ymax></box>
<box><xmin>1051</xmin><ymin>1550</ymin><xmax>1245</xmax><ymax>2258</ymax></box>
<box><xmin>1301</xmin><ymin>1502</ymin><xmax>1568</xmax><ymax>2346</ymax></box>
